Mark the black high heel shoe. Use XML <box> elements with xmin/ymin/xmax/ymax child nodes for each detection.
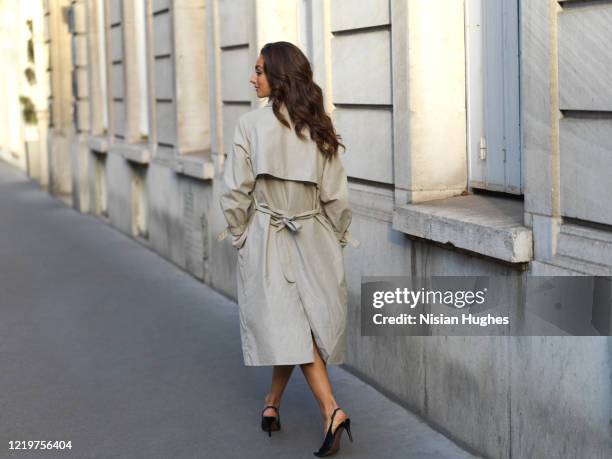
<box><xmin>313</xmin><ymin>407</ymin><xmax>353</xmax><ymax>457</ymax></box>
<box><xmin>261</xmin><ymin>405</ymin><xmax>281</xmax><ymax>437</ymax></box>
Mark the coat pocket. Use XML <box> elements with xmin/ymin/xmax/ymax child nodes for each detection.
<box><xmin>236</xmin><ymin>212</ymin><xmax>258</xmax><ymax>284</ymax></box>
<box><xmin>233</xmin><ymin>210</ymin><xmax>255</xmax><ymax>251</ymax></box>
<box><xmin>237</xmin><ymin>240</ymin><xmax>249</xmax><ymax>287</ymax></box>
<box><xmin>315</xmin><ymin>214</ymin><xmax>343</xmax><ymax>248</ymax></box>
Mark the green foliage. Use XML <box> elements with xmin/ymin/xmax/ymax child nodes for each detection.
<box><xmin>24</xmin><ymin>67</ymin><xmax>36</xmax><ymax>85</ymax></box>
<box><xmin>25</xmin><ymin>20</ymin><xmax>35</xmax><ymax>63</ymax></box>
<box><xmin>19</xmin><ymin>96</ymin><xmax>38</xmax><ymax>125</ymax></box>
<box><xmin>21</xmin><ymin>19</ymin><xmax>38</xmax><ymax>125</ymax></box>
<box><xmin>27</xmin><ymin>39</ymin><xmax>35</xmax><ymax>63</ymax></box>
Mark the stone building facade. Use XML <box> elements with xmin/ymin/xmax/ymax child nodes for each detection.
<box><xmin>2</xmin><ymin>1</ymin><xmax>611</xmax><ymax>457</ymax></box>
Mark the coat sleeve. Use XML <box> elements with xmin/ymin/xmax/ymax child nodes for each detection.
<box><xmin>319</xmin><ymin>152</ymin><xmax>352</xmax><ymax>247</ymax></box>
<box><xmin>219</xmin><ymin>119</ymin><xmax>256</xmax><ymax>249</ymax></box>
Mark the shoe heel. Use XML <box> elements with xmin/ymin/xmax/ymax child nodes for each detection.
<box><xmin>314</xmin><ymin>407</ymin><xmax>352</xmax><ymax>457</ymax></box>
<box><xmin>344</xmin><ymin>419</ymin><xmax>353</xmax><ymax>443</ymax></box>
<box><xmin>261</xmin><ymin>405</ymin><xmax>281</xmax><ymax>437</ymax></box>
<box><xmin>263</xmin><ymin>417</ymin><xmax>273</xmax><ymax>437</ymax></box>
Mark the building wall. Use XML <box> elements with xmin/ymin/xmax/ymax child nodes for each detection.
<box><xmin>45</xmin><ymin>0</ymin><xmax>75</xmax><ymax>198</ymax></box>
<box><xmin>0</xmin><ymin>0</ymin><xmax>50</xmax><ymax>179</ymax></box>
<box><xmin>29</xmin><ymin>1</ymin><xmax>612</xmax><ymax>458</ymax></box>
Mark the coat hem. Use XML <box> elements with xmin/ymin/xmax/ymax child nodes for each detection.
<box><xmin>243</xmin><ymin>359</ymin><xmax>315</xmax><ymax>367</ymax></box>
<box><xmin>243</xmin><ymin>358</ymin><xmax>345</xmax><ymax>366</ymax></box>
<box><xmin>243</xmin><ymin>350</ymin><xmax>315</xmax><ymax>366</ymax></box>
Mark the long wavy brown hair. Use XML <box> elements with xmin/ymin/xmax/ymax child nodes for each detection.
<box><xmin>260</xmin><ymin>41</ymin><xmax>345</xmax><ymax>159</ymax></box>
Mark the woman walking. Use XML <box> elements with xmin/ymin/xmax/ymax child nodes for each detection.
<box><xmin>219</xmin><ymin>41</ymin><xmax>357</xmax><ymax>457</ymax></box>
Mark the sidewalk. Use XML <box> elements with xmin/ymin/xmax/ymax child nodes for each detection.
<box><xmin>0</xmin><ymin>159</ymin><xmax>478</xmax><ymax>459</ymax></box>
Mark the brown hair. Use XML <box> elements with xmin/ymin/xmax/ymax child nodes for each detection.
<box><xmin>260</xmin><ymin>41</ymin><xmax>345</xmax><ymax>159</ymax></box>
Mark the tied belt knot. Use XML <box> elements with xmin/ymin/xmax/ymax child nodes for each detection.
<box><xmin>217</xmin><ymin>196</ymin><xmax>360</xmax><ymax>248</ymax></box>
<box><xmin>254</xmin><ymin>197</ymin><xmax>321</xmax><ymax>234</ymax></box>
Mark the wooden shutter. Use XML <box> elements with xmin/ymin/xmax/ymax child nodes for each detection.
<box><xmin>466</xmin><ymin>0</ymin><xmax>521</xmax><ymax>194</ymax></box>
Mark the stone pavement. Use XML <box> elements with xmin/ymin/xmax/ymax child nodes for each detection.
<box><xmin>0</xmin><ymin>159</ymin><xmax>479</xmax><ymax>459</ymax></box>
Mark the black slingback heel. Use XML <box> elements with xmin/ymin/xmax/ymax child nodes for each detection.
<box><xmin>313</xmin><ymin>407</ymin><xmax>353</xmax><ymax>457</ymax></box>
<box><xmin>261</xmin><ymin>405</ymin><xmax>281</xmax><ymax>437</ymax></box>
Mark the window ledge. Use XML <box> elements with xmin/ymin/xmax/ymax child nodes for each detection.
<box><xmin>88</xmin><ymin>136</ymin><xmax>109</xmax><ymax>154</ymax></box>
<box><xmin>555</xmin><ymin>223</ymin><xmax>612</xmax><ymax>272</ymax></box>
<box><xmin>173</xmin><ymin>154</ymin><xmax>215</xmax><ymax>181</ymax></box>
<box><xmin>533</xmin><ymin>256</ymin><xmax>612</xmax><ymax>276</ymax></box>
<box><xmin>392</xmin><ymin>194</ymin><xmax>533</xmax><ymax>263</ymax></box>
<box><xmin>116</xmin><ymin>144</ymin><xmax>151</xmax><ymax>165</ymax></box>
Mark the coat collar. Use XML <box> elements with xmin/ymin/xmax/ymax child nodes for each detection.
<box><xmin>265</xmin><ymin>100</ymin><xmax>290</xmax><ymax>121</ymax></box>
<box><xmin>265</xmin><ymin>100</ymin><xmax>287</xmax><ymax>112</ymax></box>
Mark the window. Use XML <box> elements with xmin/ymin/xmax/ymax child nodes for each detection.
<box><xmin>134</xmin><ymin>0</ymin><xmax>149</xmax><ymax>139</ymax></box>
<box><xmin>96</xmin><ymin>0</ymin><xmax>109</xmax><ymax>131</ymax></box>
<box><xmin>465</xmin><ymin>0</ymin><xmax>521</xmax><ymax>194</ymax></box>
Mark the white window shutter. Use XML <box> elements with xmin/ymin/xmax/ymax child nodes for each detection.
<box><xmin>466</xmin><ymin>0</ymin><xmax>521</xmax><ymax>194</ymax></box>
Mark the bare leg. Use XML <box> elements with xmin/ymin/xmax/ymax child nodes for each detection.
<box><xmin>263</xmin><ymin>365</ymin><xmax>295</xmax><ymax>417</ymax></box>
<box><xmin>299</xmin><ymin>334</ymin><xmax>347</xmax><ymax>434</ymax></box>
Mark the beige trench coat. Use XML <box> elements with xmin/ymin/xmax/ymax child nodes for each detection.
<box><xmin>218</xmin><ymin>101</ymin><xmax>356</xmax><ymax>366</ymax></box>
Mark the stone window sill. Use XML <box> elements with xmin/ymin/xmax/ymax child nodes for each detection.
<box><xmin>546</xmin><ymin>222</ymin><xmax>612</xmax><ymax>275</ymax></box>
<box><xmin>392</xmin><ymin>194</ymin><xmax>533</xmax><ymax>263</ymax></box>
<box><xmin>173</xmin><ymin>151</ymin><xmax>214</xmax><ymax>181</ymax></box>
<box><xmin>88</xmin><ymin>136</ymin><xmax>109</xmax><ymax>154</ymax></box>
<box><xmin>115</xmin><ymin>144</ymin><xmax>151</xmax><ymax>165</ymax></box>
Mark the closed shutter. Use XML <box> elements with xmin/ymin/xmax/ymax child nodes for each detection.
<box><xmin>466</xmin><ymin>0</ymin><xmax>521</xmax><ymax>194</ymax></box>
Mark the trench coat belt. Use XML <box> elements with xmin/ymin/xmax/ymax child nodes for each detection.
<box><xmin>253</xmin><ymin>199</ymin><xmax>360</xmax><ymax>247</ymax></box>
<box><xmin>253</xmin><ymin>200</ymin><xmax>321</xmax><ymax>234</ymax></box>
<box><xmin>215</xmin><ymin>199</ymin><xmax>321</xmax><ymax>244</ymax></box>
<box><xmin>216</xmin><ymin>198</ymin><xmax>360</xmax><ymax>248</ymax></box>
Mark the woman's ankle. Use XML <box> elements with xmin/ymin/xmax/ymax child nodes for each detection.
<box><xmin>320</xmin><ymin>402</ymin><xmax>342</xmax><ymax>419</ymax></box>
<box><xmin>264</xmin><ymin>393</ymin><xmax>281</xmax><ymax>407</ymax></box>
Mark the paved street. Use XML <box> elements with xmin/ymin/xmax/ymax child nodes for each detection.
<box><xmin>0</xmin><ymin>159</ymin><xmax>478</xmax><ymax>459</ymax></box>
